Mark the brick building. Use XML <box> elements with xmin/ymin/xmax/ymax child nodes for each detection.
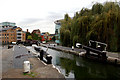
<box><xmin>31</xmin><ymin>29</ymin><xmax>41</xmax><ymax>37</ymax></box>
<box><xmin>0</xmin><ymin>22</ymin><xmax>26</xmax><ymax>44</ymax></box>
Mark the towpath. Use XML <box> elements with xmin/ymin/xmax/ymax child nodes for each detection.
<box><xmin>2</xmin><ymin>45</ymin><xmax>64</xmax><ymax>78</ymax></box>
<box><xmin>41</xmin><ymin>43</ymin><xmax>120</xmax><ymax>59</ymax></box>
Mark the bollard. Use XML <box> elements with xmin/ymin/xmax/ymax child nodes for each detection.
<box><xmin>46</xmin><ymin>55</ymin><xmax>52</xmax><ymax>64</ymax></box>
<box><xmin>8</xmin><ymin>45</ymin><xmax>9</xmax><ymax>49</ymax></box>
<box><xmin>23</xmin><ymin>61</ymin><xmax>30</xmax><ymax>73</ymax></box>
<box><xmin>72</xmin><ymin>46</ymin><xmax>74</xmax><ymax>50</ymax></box>
<box><xmin>28</xmin><ymin>51</ymin><xmax>30</xmax><ymax>53</ymax></box>
<box><xmin>115</xmin><ymin>59</ymin><xmax>117</xmax><ymax>65</ymax></box>
<box><xmin>8</xmin><ymin>45</ymin><xmax>13</xmax><ymax>49</ymax></box>
<box><xmin>40</xmin><ymin>50</ymin><xmax>44</xmax><ymax>60</ymax></box>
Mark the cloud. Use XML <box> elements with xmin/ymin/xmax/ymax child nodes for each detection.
<box><xmin>46</xmin><ymin>12</ymin><xmax>64</xmax><ymax>21</ymax></box>
<box><xmin>18</xmin><ymin>18</ymin><xmax>44</xmax><ymax>25</ymax></box>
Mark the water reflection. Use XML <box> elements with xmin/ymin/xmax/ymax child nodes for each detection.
<box><xmin>40</xmin><ymin>47</ymin><xmax>120</xmax><ymax>79</ymax></box>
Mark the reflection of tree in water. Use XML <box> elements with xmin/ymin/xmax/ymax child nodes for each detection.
<box><xmin>60</xmin><ymin>57</ymin><xmax>120</xmax><ymax>79</ymax></box>
<box><xmin>60</xmin><ymin>57</ymin><xmax>75</xmax><ymax>76</ymax></box>
<box><xmin>60</xmin><ymin>57</ymin><xmax>91</xmax><ymax>79</ymax></box>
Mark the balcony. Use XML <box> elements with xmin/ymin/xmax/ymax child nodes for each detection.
<box><xmin>17</xmin><ymin>33</ymin><xmax>21</xmax><ymax>35</ymax></box>
<box><xmin>17</xmin><ymin>31</ymin><xmax>22</xmax><ymax>34</ymax></box>
<box><xmin>17</xmin><ymin>38</ymin><xmax>21</xmax><ymax>40</ymax></box>
<box><xmin>17</xmin><ymin>35</ymin><xmax>21</xmax><ymax>37</ymax></box>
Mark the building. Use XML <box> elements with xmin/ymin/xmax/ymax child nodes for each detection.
<box><xmin>54</xmin><ymin>20</ymin><xmax>61</xmax><ymax>44</ymax></box>
<box><xmin>48</xmin><ymin>34</ymin><xmax>55</xmax><ymax>41</ymax></box>
<box><xmin>31</xmin><ymin>29</ymin><xmax>41</xmax><ymax>37</ymax></box>
<box><xmin>41</xmin><ymin>34</ymin><xmax>45</xmax><ymax>42</ymax></box>
<box><xmin>0</xmin><ymin>22</ymin><xmax>16</xmax><ymax>27</ymax></box>
<box><xmin>0</xmin><ymin>22</ymin><xmax>26</xmax><ymax>44</ymax></box>
<box><xmin>42</xmin><ymin>32</ymin><xmax>49</xmax><ymax>41</ymax></box>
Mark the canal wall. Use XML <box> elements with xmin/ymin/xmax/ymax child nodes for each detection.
<box><xmin>41</xmin><ymin>44</ymin><xmax>120</xmax><ymax>66</ymax></box>
<box><xmin>41</xmin><ymin>44</ymin><xmax>82</xmax><ymax>56</ymax></box>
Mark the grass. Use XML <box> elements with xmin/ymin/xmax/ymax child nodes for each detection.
<box><xmin>23</xmin><ymin>72</ymin><xmax>37</xmax><ymax>77</ymax></box>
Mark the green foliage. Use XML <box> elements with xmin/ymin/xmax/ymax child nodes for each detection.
<box><xmin>32</xmin><ymin>33</ymin><xmax>39</xmax><ymax>40</ymax></box>
<box><xmin>73</xmin><ymin>35</ymin><xmax>79</xmax><ymax>47</ymax></box>
<box><xmin>26</xmin><ymin>32</ymin><xmax>31</xmax><ymax>40</ymax></box>
<box><xmin>92</xmin><ymin>3</ymin><xmax>103</xmax><ymax>14</ymax></box>
<box><xmin>27</xmin><ymin>35</ymin><xmax>32</xmax><ymax>40</ymax></box>
<box><xmin>38</xmin><ymin>37</ymin><xmax>42</xmax><ymax>41</ymax></box>
<box><xmin>60</xmin><ymin>2</ymin><xmax>120</xmax><ymax>51</ymax></box>
<box><xmin>32</xmin><ymin>33</ymin><xmax>42</xmax><ymax>41</ymax></box>
<box><xmin>23</xmin><ymin>72</ymin><xmax>37</xmax><ymax>77</ymax></box>
<box><xmin>52</xmin><ymin>36</ymin><xmax>56</xmax><ymax>41</ymax></box>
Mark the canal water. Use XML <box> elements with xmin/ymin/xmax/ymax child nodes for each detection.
<box><xmin>28</xmin><ymin>46</ymin><xmax>120</xmax><ymax>79</ymax></box>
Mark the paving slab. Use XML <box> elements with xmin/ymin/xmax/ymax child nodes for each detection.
<box><xmin>2</xmin><ymin>45</ymin><xmax>64</xmax><ymax>78</ymax></box>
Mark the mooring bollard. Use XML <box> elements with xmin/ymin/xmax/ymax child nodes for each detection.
<box><xmin>28</xmin><ymin>51</ymin><xmax>30</xmax><ymax>53</ymax></box>
<box><xmin>40</xmin><ymin>50</ymin><xmax>44</xmax><ymax>60</ymax></box>
<box><xmin>115</xmin><ymin>59</ymin><xmax>117</xmax><ymax>65</ymax></box>
<box><xmin>23</xmin><ymin>61</ymin><xmax>30</xmax><ymax>73</ymax></box>
<box><xmin>8</xmin><ymin>45</ymin><xmax>13</xmax><ymax>49</ymax></box>
<box><xmin>46</xmin><ymin>54</ymin><xmax>52</xmax><ymax>64</ymax></box>
<box><xmin>72</xmin><ymin>46</ymin><xmax>74</xmax><ymax>50</ymax></box>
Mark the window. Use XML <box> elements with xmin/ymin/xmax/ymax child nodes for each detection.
<box><xmin>18</xmin><ymin>30</ymin><xmax>21</xmax><ymax>31</ymax></box>
<box><xmin>17</xmin><ymin>33</ymin><xmax>21</xmax><ymax>35</ymax></box>
<box><xmin>55</xmin><ymin>29</ymin><xmax>58</xmax><ymax>34</ymax></box>
<box><xmin>17</xmin><ymin>37</ymin><xmax>21</xmax><ymax>38</ymax></box>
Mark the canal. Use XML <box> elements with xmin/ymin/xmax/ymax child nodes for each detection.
<box><xmin>28</xmin><ymin>46</ymin><xmax>120</xmax><ymax>79</ymax></box>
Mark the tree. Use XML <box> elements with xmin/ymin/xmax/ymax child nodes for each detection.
<box><xmin>73</xmin><ymin>35</ymin><xmax>79</xmax><ymax>47</ymax></box>
<box><xmin>38</xmin><ymin>37</ymin><xmax>42</xmax><ymax>41</ymax></box>
<box><xmin>32</xmin><ymin>33</ymin><xmax>39</xmax><ymax>40</ymax></box>
<box><xmin>92</xmin><ymin>3</ymin><xmax>103</xmax><ymax>14</ymax></box>
<box><xmin>26</xmin><ymin>32</ymin><xmax>31</xmax><ymax>40</ymax></box>
<box><xmin>52</xmin><ymin>36</ymin><xmax>55</xmax><ymax>41</ymax></box>
<box><xmin>27</xmin><ymin>35</ymin><xmax>32</xmax><ymax>40</ymax></box>
<box><xmin>64</xmin><ymin>30</ymin><xmax>70</xmax><ymax>47</ymax></box>
<box><xmin>60</xmin><ymin>1</ymin><xmax>120</xmax><ymax>51</ymax></box>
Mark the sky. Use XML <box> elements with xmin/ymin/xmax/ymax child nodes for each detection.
<box><xmin>0</xmin><ymin>0</ymin><xmax>119</xmax><ymax>34</ymax></box>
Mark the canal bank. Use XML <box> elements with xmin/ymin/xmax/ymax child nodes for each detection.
<box><xmin>2</xmin><ymin>45</ymin><xmax>64</xmax><ymax>78</ymax></box>
<box><xmin>40</xmin><ymin>43</ymin><xmax>120</xmax><ymax>66</ymax></box>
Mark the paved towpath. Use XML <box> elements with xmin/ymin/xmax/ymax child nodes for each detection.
<box><xmin>41</xmin><ymin>43</ymin><xmax>120</xmax><ymax>59</ymax></box>
<box><xmin>2</xmin><ymin>45</ymin><xmax>64</xmax><ymax>78</ymax></box>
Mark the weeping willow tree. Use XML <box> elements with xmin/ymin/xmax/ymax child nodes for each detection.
<box><xmin>60</xmin><ymin>2</ymin><xmax>120</xmax><ymax>52</ymax></box>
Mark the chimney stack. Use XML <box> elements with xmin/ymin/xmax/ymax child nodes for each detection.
<box><xmin>27</xmin><ymin>29</ymin><xmax>29</xmax><ymax>32</ymax></box>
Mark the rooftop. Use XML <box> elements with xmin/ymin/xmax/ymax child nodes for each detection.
<box><xmin>0</xmin><ymin>22</ymin><xmax>16</xmax><ymax>27</ymax></box>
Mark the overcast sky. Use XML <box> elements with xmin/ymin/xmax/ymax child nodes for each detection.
<box><xmin>0</xmin><ymin>0</ymin><xmax>119</xmax><ymax>34</ymax></box>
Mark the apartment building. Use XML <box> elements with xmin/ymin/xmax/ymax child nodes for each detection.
<box><xmin>54</xmin><ymin>20</ymin><xmax>61</xmax><ymax>44</ymax></box>
<box><xmin>0</xmin><ymin>22</ymin><xmax>26</xmax><ymax>44</ymax></box>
